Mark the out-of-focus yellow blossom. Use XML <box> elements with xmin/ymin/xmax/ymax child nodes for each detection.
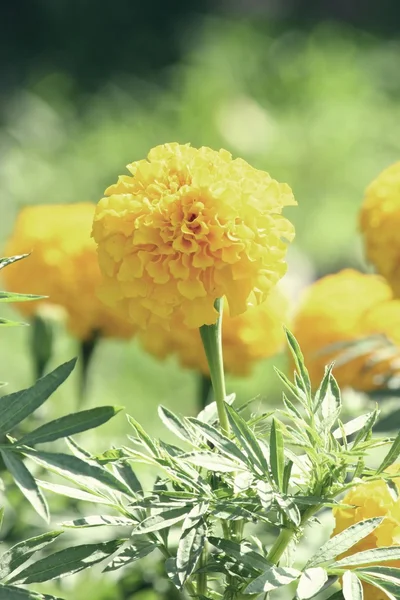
<box><xmin>291</xmin><ymin>269</ymin><xmax>400</xmax><ymax>390</ymax></box>
<box><xmin>360</xmin><ymin>161</ymin><xmax>400</xmax><ymax>297</ymax></box>
<box><xmin>2</xmin><ymin>203</ymin><xmax>136</xmax><ymax>341</ymax></box>
<box><xmin>139</xmin><ymin>287</ymin><xmax>289</xmax><ymax>376</ymax></box>
<box><xmin>332</xmin><ymin>464</ymin><xmax>400</xmax><ymax>600</ymax></box>
<box><xmin>92</xmin><ymin>142</ymin><xmax>296</xmax><ymax>330</ymax></box>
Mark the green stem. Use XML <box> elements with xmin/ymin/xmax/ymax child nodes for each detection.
<box><xmin>267</xmin><ymin>505</ymin><xmax>321</xmax><ymax>565</ymax></box>
<box><xmin>199</xmin><ymin>298</ymin><xmax>229</xmax><ymax>434</ymax></box>
<box><xmin>197</xmin><ymin>373</ymin><xmax>212</xmax><ymax>413</ymax></box>
<box><xmin>197</xmin><ymin>542</ymin><xmax>208</xmax><ymax>596</ymax></box>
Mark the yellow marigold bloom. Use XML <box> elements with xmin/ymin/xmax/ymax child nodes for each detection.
<box><xmin>360</xmin><ymin>161</ymin><xmax>400</xmax><ymax>297</ymax></box>
<box><xmin>2</xmin><ymin>203</ymin><xmax>136</xmax><ymax>341</ymax></box>
<box><xmin>291</xmin><ymin>269</ymin><xmax>400</xmax><ymax>390</ymax></box>
<box><xmin>332</xmin><ymin>464</ymin><xmax>400</xmax><ymax>600</ymax></box>
<box><xmin>139</xmin><ymin>287</ymin><xmax>289</xmax><ymax>376</ymax></box>
<box><xmin>92</xmin><ymin>143</ymin><xmax>296</xmax><ymax>330</ymax></box>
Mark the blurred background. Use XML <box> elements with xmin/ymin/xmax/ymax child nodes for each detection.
<box><xmin>1</xmin><ymin>1</ymin><xmax>400</xmax><ymax>597</ymax></box>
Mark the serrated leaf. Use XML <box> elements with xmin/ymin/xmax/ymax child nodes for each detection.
<box><xmin>176</xmin><ymin>521</ymin><xmax>206</xmax><ymax>586</ymax></box>
<box><xmin>225</xmin><ymin>405</ymin><xmax>269</xmax><ymax>474</ymax></box>
<box><xmin>7</xmin><ymin>540</ymin><xmax>124</xmax><ymax>584</ymax></box>
<box><xmin>275</xmin><ymin>494</ymin><xmax>301</xmax><ymax>526</ymax></box>
<box><xmin>314</xmin><ymin>364</ymin><xmax>334</xmax><ymax>414</ymax></box>
<box><xmin>127</xmin><ymin>415</ymin><xmax>159</xmax><ymax>456</ymax></box>
<box><xmin>0</xmin><ymin>583</ymin><xmax>63</xmax><ymax>599</ymax></box>
<box><xmin>335</xmin><ymin>546</ymin><xmax>400</xmax><ymax>568</ymax></box>
<box><xmin>0</xmin><ymin>359</ymin><xmax>77</xmax><ymax>437</ymax></box>
<box><xmin>208</xmin><ymin>537</ymin><xmax>269</xmax><ymax>573</ymax></box>
<box><xmin>133</xmin><ymin>506</ymin><xmax>190</xmax><ymax>534</ymax></box>
<box><xmin>188</xmin><ymin>418</ymin><xmax>248</xmax><ymax>465</ymax></box>
<box><xmin>270</xmin><ymin>418</ymin><xmax>284</xmax><ymax>490</ymax></box>
<box><xmin>37</xmin><ymin>480</ymin><xmax>111</xmax><ymax>504</ymax></box>
<box><xmin>182</xmin><ymin>502</ymin><xmax>209</xmax><ymax>531</ymax></box>
<box><xmin>21</xmin><ymin>448</ymin><xmax>132</xmax><ymax>497</ymax></box>
<box><xmin>307</xmin><ymin>518</ymin><xmax>383</xmax><ymax>567</ymax></box>
<box><xmin>113</xmin><ymin>462</ymin><xmax>142</xmax><ymax>497</ymax></box>
<box><xmin>244</xmin><ymin>565</ymin><xmax>301</xmax><ymax>594</ymax></box>
<box><xmin>1</xmin><ymin>451</ymin><xmax>49</xmax><ymax>522</ymax></box>
<box><xmin>196</xmin><ymin>394</ymin><xmax>236</xmax><ymax>425</ymax></box>
<box><xmin>376</xmin><ymin>430</ymin><xmax>400</xmax><ymax>474</ymax></box>
<box><xmin>61</xmin><ymin>516</ymin><xmax>133</xmax><ymax>528</ymax></box>
<box><xmin>0</xmin><ymin>531</ymin><xmax>62</xmax><ymax>581</ymax></box>
<box><xmin>17</xmin><ymin>406</ymin><xmax>122</xmax><ymax>446</ymax></box>
<box><xmin>103</xmin><ymin>540</ymin><xmax>156</xmax><ymax>572</ymax></box>
<box><xmin>158</xmin><ymin>406</ymin><xmax>193</xmax><ymax>443</ymax></box>
<box><xmin>321</xmin><ymin>376</ymin><xmax>341</xmax><ymax>432</ymax></box>
<box><xmin>0</xmin><ymin>254</ymin><xmax>29</xmax><ymax>271</ymax></box>
<box><xmin>285</xmin><ymin>329</ymin><xmax>312</xmax><ymax>400</ymax></box>
<box><xmin>356</xmin><ymin>565</ymin><xmax>400</xmax><ymax>584</ymax></box>
<box><xmin>182</xmin><ymin>451</ymin><xmax>244</xmax><ymax>472</ymax></box>
<box><xmin>342</xmin><ymin>571</ymin><xmax>364</xmax><ymax>600</ymax></box>
<box><xmin>296</xmin><ymin>567</ymin><xmax>329</xmax><ymax>599</ymax></box>
<box><xmin>332</xmin><ymin>412</ymin><xmax>377</xmax><ymax>440</ymax></box>
<box><xmin>357</xmin><ymin>574</ymin><xmax>397</xmax><ymax>600</ymax></box>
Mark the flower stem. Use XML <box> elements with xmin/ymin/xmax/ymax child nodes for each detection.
<box><xmin>197</xmin><ymin>373</ymin><xmax>212</xmax><ymax>413</ymax></box>
<box><xmin>199</xmin><ymin>298</ymin><xmax>229</xmax><ymax>434</ymax></box>
<box><xmin>266</xmin><ymin>527</ymin><xmax>295</xmax><ymax>565</ymax></box>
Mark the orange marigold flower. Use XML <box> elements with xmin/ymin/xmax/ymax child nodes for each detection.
<box><xmin>332</xmin><ymin>464</ymin><xmax>400</xmax><ymax>600</ymax></box>
<box><xmin>2</xmin><ymin>203</ymin><xmax>136</xmax><ymax>341</ymax></box>
<box><xmin>291</xmin><ymin>269</ymin><xmax>400</xmax><ymax>390</ymax></box>
<box><xmin>139</xmin><ymin>286</ymin><xmax>289</xmax><ymax>376</ymax></box>
<box><xmin>360</xmin><ymin>161</ymin><xmax>400</xmax><ymax>297</ymax></box>
<box><xmin>92</xmin><ymin>143</ymin><xmax>296</xmax><ymax>330</ymax></box>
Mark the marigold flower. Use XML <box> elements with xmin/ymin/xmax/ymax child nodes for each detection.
<box><xmin>332</xmin><ymin>464</ymin><xmax>400</xmax><ymax>600</ymax></box>
<box><xmin>139</xmin><ymin>287</ymin><xmax>289</xmax><ymax>376</ymax></box>
<box><xmin>2</xmin><ymin>203</ymin><xmax>136</xmax><ymax>341</ymax></box>
<box><xmin>291</xmin><ymin>269</ymin><xmax>400</xmax><ymax>390</ymax></box>
<box><xmin>360</xmin><ymin>162</ymin><xmax>400</xmax><ymax>297</ymax></box>
<box><xmin>92</xmin><ymin>143</ymin><xmax>296</xmax><ymax>330</ymax></box>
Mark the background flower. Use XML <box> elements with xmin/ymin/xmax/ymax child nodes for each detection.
<box><xmin>92</xmin><ymin>143</ymin><xmax>296</xmax><ymax>330</ymax></box>
<box><xmin>332</xmin><ymin>465</ymin><xmax>400</xmax><ymax>600</ymax></box>
<box><xmin>360</xmin><ymin>161</ymin><xmax>400</xmax><ymax>297</ymax></box>
<box><xmin>2</xmin><ymin>203</ymin><xmax>136</xmax><ymax>341</ymax></box>
<box><xmin>291</xmin><ymin>269</ymin><xmax>400</xmax><ymax>390</ymax></box>
<box><xmin>139</xmin><ymin>286</ymin><xmax>289</xmax><ymax>376</ymax></box>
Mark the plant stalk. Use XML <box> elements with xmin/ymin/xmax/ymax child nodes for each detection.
<box><xmin>199</xmin><ymin>298</ymin><xmax>229</xmax><ymax>434</ymax></box>
<box><xmin>197</xmin><ymin>542</ymin><xmax>208</xmax><ymax>596</ymax></box>
<box><xmin>267</xmin><ymin>505</ymin><xmax>321</xmax><ymax>565</ymax></box>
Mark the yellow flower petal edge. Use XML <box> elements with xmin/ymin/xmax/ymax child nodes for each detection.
<box><xmin>139</xmin><ymin>286</ymin><xmax>290</xmax><ymax>376</ymax></box>
<box><xmin>360</xmin><ymin>161</ymin><xmax>400</xmax><ymax>296</ymax></box>
<box><xmin>2</xmin><ymin>203</ymin><xmax>136</xmax><ymax>341</ymax></box>
<box><xmin>333</xmin><ymin>464</ymin><xmax>400</xmax><ymax>600</ymax></box>
<box><xmin>291</xmin><ymin>269</ymin><xmax>400</xmax><ymax>391</ymax></box>
<box><xmin>92</xmin><ymin>143</ymin><xmax>296</xmax><ymax>329</ymax></box>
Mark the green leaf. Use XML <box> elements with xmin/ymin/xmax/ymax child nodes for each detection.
<box><xmin>275</xmin><ymin>494</ymin><xmax>301</xmax><ymax>527</ymax></box>
<box><xmin>113</xmin><ymin>462</ymin><xmax>143</xmax><ymax>497</ymax></box>
<box><xmin>270</xmin><ymin>418</ymin><xmax>284</xmax><ymax>490</ymax></box>
<box><xmin>225</xmin><ymin>405</ymin><xmax>269</xmax><ymax>474</ymax></box>
<box><xmin>182</xmin><ymin>502</ymin><xmax>209</xmax><ymax>531</ymax></box>
<box><xmin>1</xmin><ymin>451</ymin><xmax>49</xmax><ymax>522</ymax></box>
<box><xmin>61</xmin><ymin>516</ymin><xmax>133</xmax><ymax>528</ymax></box>
<box><xmin>0</xmin><ymin>318</ymin><xmax>28</xmax><ymax>327</ymax></box>
<box><xmin>296</xmin><ymin>567</ymin><xmax>329</xmax><ymax>599</ymax></box>
<box><xmin>208</xmin><ymin>537</ymin><xmax>269</xmax><ymax>573</ymax></box>
<box><xmin>133</xmin><ymin>506</ymin><xmax>190</xmax><ymax>534</ymax></box>
<box><xmin>182</xmin><ymin>451</ymin><xmax>244</xmax><ymax>472</ymax></box>
<box><xmin>320</xmin><ymin>376</ymin><xmax>342</xmax><ymax>433</ymax></box>
<box><xmin>158</xmin><ymin>406</ymin><xmax>194</xmax><ymax>443</ymax></box>
<box><xmin>17</xmin><ymin>406</ymin><xmax>122</xmax><ymax>446</ymax></box>
<box><xmin>0</xmin><ymin>292</ymin><xmax>45</xmax><ymax>303</ymax></box>
<box><xmin>21</xmin><ymin>448</ymin><xmax>132</xmax><ymax>497</ymax></box>
<box><xmin>0</xmin><ymin>254</ymin><xmax>29</xmax><ymax>271</ymax></box>
<box><xmin>176</xmin><ymin>521</ymin><xmax>206</xmax><ymax>586</ymax></box>
<box><xmin>376</xmin><ymin>430</ymin><xmax>400</xmax><ymax>474</ymax></box>
<box><xmin>0</xmin><ymin>531</ymin><xmax>62</xmax><ymax>581</ymax></box>
<box><xmin>244</xmin><ymin>565</ymin><xmax>301</xmax><ymax>594</ymax></box>
<box><xmin>0</xmin><ymin>359</ymin><xmax>77</xmax><ymax>437</ymax></box>
<box><xmin>0</xmin><ymin>584</ymin><xmax>63</xmax><ymax>599</ymax></box>
<box><xmin>357</xmin><ymin>565</ymin><xmax>400</xmax><ymax>583</ymax></box>
<box><xmin>314</xmin><ymin>364</ymin><xmax>334</xmax><ymax>414</ymax></box>
<box><xmin>307</xmin><ymin>518</ymin><xmax>383</xmax><ymax>567</ymax></box>
<box><xmin>103</xmin><ymin>540</ymin><xmax>157</xmax><ymax>572</ymax></box>
<box><xmin>342</xmin><ymin>571</ymin><xmax>364</xmax><ymax>600</ymax></box>
<box><xmin>356</xmin><ymin>574</ymin><xmax>398</xmax><ymax>600</ymax></box>
<box><xmin>335</xmin><ymin>546</ymin><xmax>400</xmax><ymax>568</ymax></box>
<box><xmin>7</xmin><ymin>540</ymin><xmax>124</xmax><ymax>584</ymax></box>
<box><xmin>332</xmin><ymin>412</ymin><xmax>377</xmax><ymax>440</ymax></box>
<box><xmin>37</xmin><ymin>480</ymin><xmax>112</xmax><ymax>504</ymax></box>
<box><xmin>187</xmin><ymin>418</ymin><xmax>248</xmax><ymax>465</ymax></box>
<box><xmin>285</xmin><ymin>329</ymin><xmax>312</xmax><ymax>400</ymax></box>
<box><xmin>127</xmin><ymin>414</ymin><xmax>159</xmax><ymax>456</ymax></box>
<box><xmin>196</xmin><ymin>393</ymin><xmax>236</xmax><ymax>425</ymax></box>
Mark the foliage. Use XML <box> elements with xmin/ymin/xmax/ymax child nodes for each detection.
<box><xmin>1</xmin><ymin>328</ymin><xmax>399</xmax><ymax>599</ymax></box>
